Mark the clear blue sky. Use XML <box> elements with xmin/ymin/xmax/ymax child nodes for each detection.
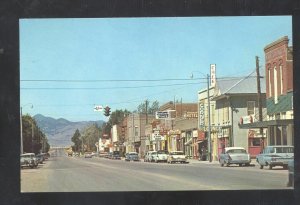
<box><xmin>20</xmin><ymin>16</ymin><xmax>292</xmax><ymax>122</ymax></box>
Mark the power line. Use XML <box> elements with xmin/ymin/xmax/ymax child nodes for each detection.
<box><xmin>20</xmin><ymin>82</ymin><xmax>203</xmax><ymax>90</ymax></box>
<box><xmin>20</xmin><ymin>76</ymin><xmax>261</xmax><ymax>83</ymax></box>
<box><xmin>20</xmin><ymin>78</ymin><xmax>204</xmax><ymax>82</ymax></box>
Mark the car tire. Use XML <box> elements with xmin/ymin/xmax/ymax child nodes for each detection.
<box><xmin>283</xmin><ymin>165</ymin><xmax>288</xmax><ymax>169</ymax></box>
<box><xmin>245</xmin><ymin>163</ymin><xmax>250</xmax><ymax>166</ymax></box>
<box><xmin>239</xmin><ymin>164</ymin><xmax>242</xmax><ymax>167</ymax></box>
<box><xmin>268</xmin><ymin>164</ymin><xmax>273</xmax><ymax>170</ymax></box>
<box><xmin>260</xmin><ymin>165</ymin><xmax>264</xmax><ymax>169</ymax></box>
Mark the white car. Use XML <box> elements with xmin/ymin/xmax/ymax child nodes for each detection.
<box><xmin>167</xmin><ymin>151</ymin><xmax>188</xmax><ymax>164</ymax></box>
<box><xmin>148</xmin><ymin>151</ymin><xmax>157</xmax><ymax>162</ymax></box>
<box><xmin>219</xmin><ymin>147</ymin><xmax>251</xmax><ymax>167</ymax></box>
<box><xmin>20</xmin><ymin>153</ymin><xmax>38</xmax><ymax>168</ymax></box>
<box><xmin>153</xmin><ymin>150</ymin><xmax>169</xmax><ymax>163</ymax></box>
<box><xmin>144</xmin><ymin>151</ymin><xmax>155</xmax><ymax>162</ymax></box>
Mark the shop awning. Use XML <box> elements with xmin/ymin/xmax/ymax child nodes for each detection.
<box><xmin>238</xmin><ymin>119</ymin><xmax>294</xmax><ymax>129</ymax></box>
<box><xmin>184</xmin><ymin>138</ymin><xmax>193</xmax><ymax>146</ymax></box>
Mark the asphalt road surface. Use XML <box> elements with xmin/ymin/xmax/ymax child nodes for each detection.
<box><xmin>21</xmin><ymin>149</ymin><xmax>291</xmax><ymax>192</ymax></box>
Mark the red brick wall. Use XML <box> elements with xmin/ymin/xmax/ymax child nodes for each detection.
<box><xmin>264</xmin><ymin>36</ymin><xmax>293</xmax><ymax>99</ymax></box>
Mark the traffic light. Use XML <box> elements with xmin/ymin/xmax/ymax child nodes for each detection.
<box><xmin>104</xmin><ymin>106</ymin><xmax>111</xmax><ymax>116</ymax></box>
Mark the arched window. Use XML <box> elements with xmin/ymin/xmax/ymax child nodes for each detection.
<box><xmin>279</xmin><ymin>60</ymin><xmax>283</xmax><ymax>95</ymax></box>
<box><xmin>267</xmin><ymin>65</ymin><xmax>272</xmax><ymax>98</ymax></box>
<box><xmin>273</xmin><ymin>64</ymin><xmax>278</xmax><ymax>104</ymax></box>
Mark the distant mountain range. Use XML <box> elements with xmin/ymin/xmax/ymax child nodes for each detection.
<box><xmin>34</xmin><ymin>114</ymin><xmax>104</xmax><ymax>147</ymax></box>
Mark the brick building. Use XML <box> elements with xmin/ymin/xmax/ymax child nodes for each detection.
<box><xmin>238</xmin><ymin>36</ymin><xmax>294</xmax><ymax>152</ymax></box>
<box><xmin>264</xmin><ymin>36</ymin><xmax>294</xmax><ymax>146</ymax></box>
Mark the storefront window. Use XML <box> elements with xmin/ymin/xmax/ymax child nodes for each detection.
<box><xmin>276</xmin><ymin>127</ymin><xmax>282</xmax><ymax>145</ymax></box>
<box><xmin>249</xmin><ymin>138</ymin><xmax>260</xmax><ymax>146</ymax></box>
<box><xmin>269</xmin><ymin>127</ymin><xmax>275</xmax><ymax>145</ymax></box>
<box><xmin>247</xmin><ymin>101</ymin><xmax>255</xmax><ymax>115</ymax></box>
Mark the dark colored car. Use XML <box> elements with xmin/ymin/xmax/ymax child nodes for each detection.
<box><xmin>36</xmin><ymin>153</ymin><xmax>45</xmax><ymax>164</ymax></box>
<box><xmin>287</xmin><ymin>160</ymin><xmax>294</xmax><ymax>187</ymax></box>
<box><xmin>125</xmin><ymin>152</ymin><xmax>140</xmax><ymax>161</ymax></box>
<box><xmin>111</xmin><ymin>151</ymin><xmax>121</xmax><ymax>159</ymax></box>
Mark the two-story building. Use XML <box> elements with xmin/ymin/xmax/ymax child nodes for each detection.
<box><xmin>212</xmin><ymin>72</ymin><xmax>267</xmax><ymax>159</ymax></box>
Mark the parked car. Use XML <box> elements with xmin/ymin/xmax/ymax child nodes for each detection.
<box><xmin>84</xmin><ymin>152</ymin><xmax>93</xmax><ymax>158</ymax></box>
<box><xmin>107</xmin><ymin>152</ymin><xmax>113</xmax><ymax>159</ymax></box>
<box><xmin>167</xmin><ymin>151</ymin><xmax>188</xmax><ymax>164</ymax></box>
<box><xmin>20</xmin><ymin>153</ymin><xmax>38</xmax><ymax>169</ymax></box>
<box><xmin>99</xmin><ymin>152</ymin><xmax>109</xmax><ymax>158</ymax></box>
<box><xmin>125</xmin><ymin>152</ymin><xmax>140</xmax><ymax>161</ymax></box>
<box><xmin>111</xmin><ymin>151</ymin><xmax>121</xmax><ymax>160</ymax></box>
<box><xmin>219</xmin><ymin>147</ymin><xmax>251</xmax><ymax>167</ymax></box>
<box><xmin>36</xmin><ymin>153</ymin><xmax>45</xmax><ymax>164</ymax></box>
<box><xmin>153</xmin><ymin>150</ymin><xmax>169</xmax><ymax>163</ymax></box>
<box><xmin>256</xmin><ymin>145</ymin><xmax>294</xmax><ymax>170</ymax></box>
<box><xmin>144</xmin><ymin>151</ymin><xmax>155</xmax><ymax>162</ymax></box>
<box><xmin>148</xmin><ymin>151</ymin><xmax>157</xmax><ymax>162</ymax></box>
<box><xmin>287</xmin><ymin>160</ymin><xmax>294</xmax><ymax>187</ymax></box>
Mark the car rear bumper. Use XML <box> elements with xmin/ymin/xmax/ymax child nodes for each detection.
<box><xmin>228</xmin><ymin>159</ymin><xmax>251</xmax><ymax>164</ymax></box>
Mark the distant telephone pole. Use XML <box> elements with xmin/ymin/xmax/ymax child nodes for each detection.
<box><xmin>145</xmin><ymin>99</ymin><xmax>149</xmax><ymax>124</ymax></box>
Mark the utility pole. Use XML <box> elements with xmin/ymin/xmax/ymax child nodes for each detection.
<box><xmin>132</xmin><ymin>113</ymin><xmax>134</xmax><ymax>152</ymax></box>
<box><xmin>32</xmin><ymin>121</ymin><xmax>34</xmax><ymax>153</ymax></box>
<box><xmin>207</xmin><ymin>74</ymin><xmax>212</xmax><ymax>162</ymax></box>
<box><xmin>20</xmin><ymin>107</ymin><xmax>23</xmax><ymax>154</ymax></box>
<box><xmin>145</xmin><ymin>100</ymin><xmax>148</xmax><ymax>124</ymax></box>
<box><xmin>256</xmin><ymin>56</ymin><xmax>264</xmax><ymax>149</ymax></box>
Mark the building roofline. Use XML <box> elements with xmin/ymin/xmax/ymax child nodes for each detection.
<box><xmin>264</xmin><ymin>36</ymin><xmax>289</xmax><ymax>51</ymax></box>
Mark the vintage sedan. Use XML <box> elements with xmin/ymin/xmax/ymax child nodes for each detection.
<box><xmin>219</xmin><ymin>147</ymin><xmax>251</xmax><ymax>167</ymax></box>
<box><xmin>256</xmin><ymin>145</ymin><xmax>294</xmax><ymax>170</ymax></box>
<box><xmin>111</xmin><ymin>151</ymin><xmax>121</xmax><ymax>160</ymax></box>
<box><xmin>36</xmin><ymin>153</ymin><xmax>45</xmax><ymax>164</ymax></box>
<box><xmin>125</xmin><ymin>152</ymin><xmax>140</xmax><ymax>162</ymax></box>
<box><xmin>287</xmin><ymin>160</ymin><xmax>294</xmax><ymax>187</ymax></box>
<box><xmin>20</xmin><ymin>153</ymin><xmax>38</xmax><ymax>169</ymax></box>
<box><xmin>144</xmin><ymin>151</ymin><xmax>155</xmax><ymax>162</ymax></box>
<box><xmin>153</xmin><ymin>150</ymin><xmax>169</xmax><ymax>163</ymax></box>
<box><xmin>84</xmin><ymin>152</ymin><xmax>93</xmax><ymax>158</ymax></box>
<box><xmin>148</xmin><ymin>151</ymin><xmax>157</xmax><ymax>162</ymax></box>
<box><xmin>167</xmin><ymin>151</ymin><xmax>188</xmax><ymax>164</ymax></box>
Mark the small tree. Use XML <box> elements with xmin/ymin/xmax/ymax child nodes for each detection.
<box><xmin>71</xmin><ymin>129</ymin><xmax>81</xmax><ymax>152</ymax></box>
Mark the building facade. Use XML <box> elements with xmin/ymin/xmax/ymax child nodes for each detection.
<box><xmin>264</xmin><ymin>36</ymin><xmax>294</xmax><ymax>146</ymax></box>
<box><xmin>238</xmin><ymin>36</ymin><xmax>294</xmax><ymax>153</ymax></box>
<box><xmin>213</xmin><ymin>73</ymin><xmax>267</xmax><ymax>159</ymax></box>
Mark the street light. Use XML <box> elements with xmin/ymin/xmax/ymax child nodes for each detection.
<box><xmin>191</xmin><ymin>71</ymin><xmax>212</xmax><ymax>162</ymax></box>
<box><xmin>20</xmin><ymin>103</ymin><xmax>33</xmax><ymax>154</ymax></box>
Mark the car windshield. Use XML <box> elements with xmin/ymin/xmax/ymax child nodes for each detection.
<box><xmin>113</xmin><ymin>151</ymin><xmax>120</xmax><ymax>155</ymax></box>
<box><xmin>129</xmin><ymin>153</ymin><xmax>138</xmax><ymax>156</ymax></box>
<box><xmin>171</xmin><ymin>152</ymin><xmax>184</xmax><ymax>155</ymax></box>
<box><xmin>157</xmin><ymin>150</ymin><xmax>168</xmax><ymax>154</ymax></box>
<box><xmin>227</xmin><ymin>149</ymin><xmax>246</xmax><ymax>154</ymax></box>
<box><xmin>274</xmin><ymin>147</ymin><xmax>294</xmax><ymax>153</ymax></box>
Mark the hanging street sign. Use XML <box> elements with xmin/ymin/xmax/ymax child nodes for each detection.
<box><xmin>155</xmin><ymin>111</ymin><xmax>169</xmax><ymax>119</ymax></box>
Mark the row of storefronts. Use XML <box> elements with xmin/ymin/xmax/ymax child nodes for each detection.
<box><xmin>108</xmin><ymin>36</ymin><xmax>293</xmax><ymax>161</ymax></box>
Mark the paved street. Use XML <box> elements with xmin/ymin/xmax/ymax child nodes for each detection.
<box><xmin>21</xmin><ymin>149</ymin><xmax>291</xmax><ymax>192</ymax></box>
